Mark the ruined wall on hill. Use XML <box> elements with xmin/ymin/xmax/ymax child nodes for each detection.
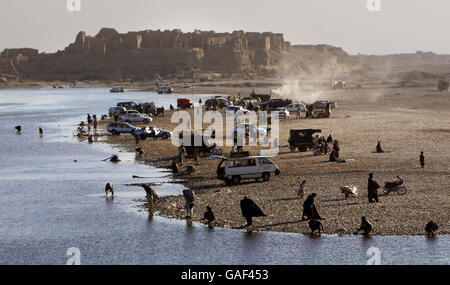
<box><xmin>0</xmin><ymin>28</ymin><xmax>358</xmax><ymax>81</ymax></box>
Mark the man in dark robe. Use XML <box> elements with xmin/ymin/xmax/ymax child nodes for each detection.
<box><xmin>302</xmin><ymin>193</ymin><xmax>323</xmax><ymax>220</ymax></box>
<box><xmin>201</xmin><ymin>206</ymin><xmax>215</xmax><ymax>225</ymax></box>
<box><xmin>354</xmin><ymin>216</ymin><xmax>373</xmax><ymax>235</ymax></box>
<box><xmin>376</xmin><ymin>141</ymin><xmax>384</xmax><ymax>153</ymax></box>
<box><xmin>240</xmin><ymin>196</ymin><xmax>266</xmax><ymax>227</ymax></box>
<box><xmin>420</xmin><ymin>151</ymin><xmax>425</xmax><ymax>168</ymax></box>
<box><xmin>367</xmin><ymin>173</ymin><xmax>380</xmax><ymax>203</ymax></box>
<box><xmin>425</xmin><ymin>220</ymin><xmax>438</xmax><ymax>236</ymax></box>
<box><xmin>326</xmin><ymin>134</ymin><xmax>333</xmax><ymax>143</ymax></box>
<box><xmin>333</xmin><ymin>140</ymin><xmax>340</xmax><ymax>158</ymax></box>
<box><xmin>171</xmin><ymin>160</ymin><xmax>179</xmax><ymax>173</ymax></box>
<box><xmin>329</xmin><ymin>150</ymin><xmax>338</xmax><ymax>162</ymax></box>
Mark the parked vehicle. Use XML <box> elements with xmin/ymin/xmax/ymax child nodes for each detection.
<box><xmin>212</xmin><ymin>156</ymin><xmax>280</xmax><ymax>185</ymax></box>
<box><xmin>273</xmin><ymin>107</ymin><xmax>290</xmax><ymax>119</ymax></box>
<box><xmin>179</xmin><ymin>132</ymin><xmax>222</xmax><ymax>157</ymax></box>
<box><xmin>157</xmin><ymin>82</ymin><xmax>174</xmax><ymax>94</ymax></box>
<box><xmin>383</xmin><ymin>176</ymin><xmax>407</xmax><ymax>195</ymax></box>
<box><xmin>136</xmin><ymin>102</ymin><xmax>157</xmax><ymax>115</ymax></box>
<box><xmin>110</xmin><ymin>87</ymin><xmax>124</xmax><ymax>93</ymax></box>
<box><xmin>250</xmin><ymin>89</ymin><xmax>272</xmax><ymax>102</ymax></box>
<box><xmin>181</xmin><ymin>83</ymin><xmax>191</xmax><ymax>88</ymax></box>
<box><xmin>108</xmin><ymin>106</ymin><xmax>126</xmax><ymax>118</ymax></box>
<box><xmin>117</xmin><ymin>101</ymin><xmax>138</xmax><ymax>110</ymax></box>
<box><xmin>205</xmin><ymin>98</ymin><xmax>231</xmax><ymax>110</ymax></box>
<box><xmin>107</xmin><ymin>122</ymin><xmax>138</xmax><ymax>135</ymax></box>
<box><xmin>121</xmin><ymin>113</ymin><xmax>153</xmax><ymax>124</ymax></box>
<box><xmin>286</xmin><ymin>103</ymin><xmax>306</xmax><ymax>113</ymax></box>
<box><xmin>225</xmin><ymin>105</ymin><xmax>249</xmax><ymax>116</ymax></box>
<box><xmin>177</xmin><ymin>98</ymin><xmax>193</xmax><ymax>109</ymax></box>
<box><xmin>260</xmin><ymin>98</ymin><xmax>292</xmax><ymax>110</ymax></box>
<box><xmin>119</xmin><ymin>110</ymin><xmax>140</xmax><ymax>119</ymax></box>
<box><xmin>148</xmin><ymin>126</ymin><xmax>172</xmax><ymax>139</ymax></box>
<box><xmin>232</xmin><ymin>123</ymin><xmax>267</xmax><ymax>138</ymax></box>
<box><xmin>288</xmin><ymin>129</ymin><xmax>322</xmax><ymax>152</ymax></box>
<box><xmin>331</xmin><ymin>80</ymin><xmax>346</xmax><ymax>89</ymax></box>
<box><xmin>234</xmin><ymin>98</ymin><xmax>260</xmax><ymax>109</ymax></box>
<box><xmin>307</xmin><ymin>101</ymin><xmax>336</xmax><ymax>118</ymax></box>
<box><xmin>134</xmin><ymin>127</ymin><xmax>152</xmax><ymax>140</ymax></box>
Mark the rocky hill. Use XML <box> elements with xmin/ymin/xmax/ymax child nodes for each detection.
<box><xmin>353</xmin><ymin>51</ymin><xmax>450</xmax><ymax>67</ymax></box>
<box><xmin>0</xmin><ymin>28</ymin><xmax>359</xmax><ymax>84</ymax></box>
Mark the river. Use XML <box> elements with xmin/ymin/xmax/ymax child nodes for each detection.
<box><xmin>0</xmin><ymin>87</ymin><xmax>448</xmax><ymax>265</ymax></box>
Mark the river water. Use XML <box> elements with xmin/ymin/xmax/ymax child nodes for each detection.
<box><xmin>0</xmin><ymin>87</ymin><xmax>448</xmax><ymax>265</ymax></box>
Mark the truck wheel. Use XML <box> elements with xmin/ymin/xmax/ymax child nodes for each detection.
<box><xmin>262</xmin><ymin>172</ymin><xmax>270</xmax><ymax>182</ymax></box>
<box><xmin>232</xmin><ymin>176</ymin><xmax>241</xmax><ymax>185</ymax></box>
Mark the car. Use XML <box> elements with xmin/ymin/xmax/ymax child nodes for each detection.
<box><xmin>148</xmin><ymin>126</ymin><xmax>172</xmax><ymax>139</ymax></box>
<box><xmin>108</xmin><ymin>106</ymin><xmax>126</xmax><ymax>118</ymax></box>
<box><xmin>286</xmin><ymin>103</ymin><xmax>306</xmax><ymax>113</ymax></box>
<box><xmin>225</xmin><ymin>105</ymin><xmax>249</xmax><ymax>116</ymax></box>
<box><xmin>117</xmin><ymin>101</ymin><xmax>138</xmax><ymax>109</ymax></box>
<box><xmin>232</xmin><ymin>123</ymin><xmax>267</xmax><ymax>137</ymax></box>
<box><xmin>273</xmin><ymin>108</ymin><xmax>290</xmax><ymax>119</ymax></box>
<box><xmin>213</xmin><ymin>156</ymin><xmax>280</xmax><ymax>185</ymax></box>
<box><xmin>121</xmin><ymin>113</ymin><xmax>153</xmax><ymax>124</ymax></box>
<box><xmin>119</xmin><ymin>110</ymin><xmax>140</xmax><ymax>118</ymax></box>
<box><xmin>107</xmin><ymin>122</ymin><xmax>138</xmax><ymax>135</ymax></box>
<box><xmin>177</xmin><ymin>98</ymin><xmax>193</xmax><ymax>109</ymax></box>
<box><xmin>205</xmin><ymin>98</ymin><xmax>232</xmax><ymax>110</ymax></box>
<box><xmin>157</xmin><ymin>82</ymin><xmax>174</xmax><ymax>94</ymax></box>
<box><xmin>134</xmin><ymin>127</ymin><xmax>152</xmax><ymax>139</ymax></box>
<box><xmin>181</xmin><ymin>83</ymin><xmax>191</xmax><ymax>88</ymax></box>
<box><xmin>260</xmin><ymin>98</ymin><xmax>292</xmax><ymax>110</ymax></box>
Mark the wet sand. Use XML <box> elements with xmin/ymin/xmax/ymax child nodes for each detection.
<box><xmin>96</xmin><ymin>83</ymin><xmax>449</xmax><ymax>236</ymax></box>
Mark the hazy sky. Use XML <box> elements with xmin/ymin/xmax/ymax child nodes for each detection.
<box><xmin>1</xmin><ymin>0</ymin><xmax>450</xmax><ymax>55</ymax></box>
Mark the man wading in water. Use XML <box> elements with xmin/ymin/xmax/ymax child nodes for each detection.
<box><xmin>183</xmin><ymin>189</ymin><xmax>195</xmax><ymax>219</ymax></box>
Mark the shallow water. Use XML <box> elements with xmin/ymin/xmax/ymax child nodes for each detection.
<box><xmin>0</xmin><ymin>87</ymin><xmax>448</xmax><ymax>265</ymax></box>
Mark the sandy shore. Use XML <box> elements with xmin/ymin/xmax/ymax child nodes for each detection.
<box><xmin>91</xmin><ymin>82</ymin><xmax>449</xmax><ymax>236</ymax></box>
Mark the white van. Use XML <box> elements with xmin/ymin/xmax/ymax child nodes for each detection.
<box><xmin>211</xmin><ymin>156</ymin><xmax>280</xmax><ymax>185</ymax></box>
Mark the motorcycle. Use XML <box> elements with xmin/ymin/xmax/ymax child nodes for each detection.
<box><xmin>313</xmin><ymin>143</ymin><xmax>330</xmax><ymax>156</ymax></box>
<box><xmin>383</xmin><ymin>176</ymin><xmax>407</xmax><ymax>195</ymax></box>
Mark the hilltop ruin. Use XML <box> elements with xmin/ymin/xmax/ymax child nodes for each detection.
<box><xmin>0</xmin><ymin>28</ymin><xmax>358</xmax><ymax>83</ymax></box>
